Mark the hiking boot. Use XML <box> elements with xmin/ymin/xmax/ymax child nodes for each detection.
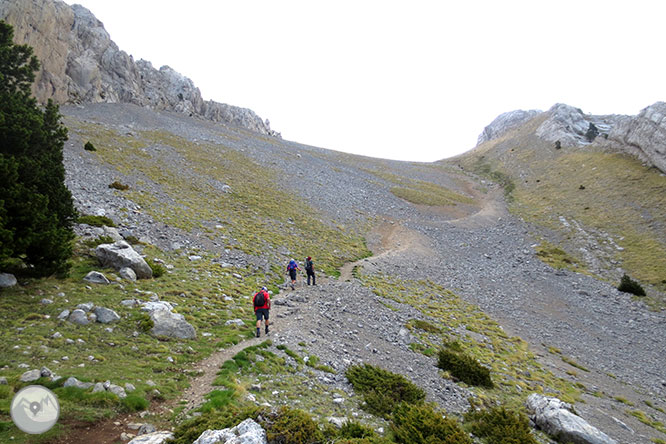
<box><xmin>256</xmin><ymin>328</ymin><xmax>260</xmax><ymax>338</ymax></box>
<box><xmin>290</xmin><ymin>284</ymin><xmax>295</xmax><ymax>290</ymax></box>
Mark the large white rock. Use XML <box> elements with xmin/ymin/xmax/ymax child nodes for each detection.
<box><xmin>526</xmin><ymin>393</ymin><xmax>617</xmax><ymax>444</ymax></box>
<box><xmin>96</xmin><ymin>241</ymin><xmax>152</xmax><ymax>279</ymax></box>
<box><xmin>193</xmin><ymin>418</ymin><xmax>266</xmax><ymax>444</ymax></box>
<box><xmin>0</xmin><ymin>273</ymin><xmax>17</xmax><ymax>288</ymax></box>
<box><xmin>20</xmin><ymin>369</ymin><xmax>42</xmax><ymax>382</ymax></box>
<box><xmin>150</xmin><ymin>309</ymin><xmax>196</xmax><ymax>340</ymax></box>
<box><xmin>127</xmin><ymin>431</ymin><xmax>174</xmax><ymax>444</ymax></box>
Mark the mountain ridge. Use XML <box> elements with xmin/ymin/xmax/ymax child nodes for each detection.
<box><xmin>0</xmin><ymin>0</ymin><xmax>281</xmax><ymax>138</ymax></box>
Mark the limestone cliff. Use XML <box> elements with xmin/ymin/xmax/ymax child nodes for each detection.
<box><xmin>478</xmin><ymin>103</ymin><xmax>665</xmax><ymax>173</ymax></box>
<box><xmin>0</xmin><ymin>0</ymin><xmax>280</xmax><ymax>137</ymax></box>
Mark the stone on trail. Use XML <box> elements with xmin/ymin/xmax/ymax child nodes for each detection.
<box><xmin>526</xmin><ymin>393</ymin><xmax>617</xmax><ymax>444</ymax></box>
<box><xmin>96</xmin><ymin>241</ymin><xmax>152</xmax><ymax>279</ymax></box>
<box><xmin>127</xmin><ymin>431</ymin><xmax>174</xmax><ymax>444</ymax></box>
<box><xmin>193</xmin><ymin>418</ymin><xmax>266</xmax><ymax>444</ymax></box>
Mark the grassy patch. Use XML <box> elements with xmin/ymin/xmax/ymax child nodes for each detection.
<box><xmin>357</xmin><ymin>273</ymin><xmax>582</xmax><ymax>408</ymax></box>
<box><xmin>535</xmin><ymin>241</ymin><xmax>583</xmax><ymax>271</ymax></box>
<box><xmin>77</xmin><ymin>214</ymin><xmax>116</xmax><ymax>227</ymax></box>
<box><xmin>628</xmin><ymin>409</ymin><xmax>666</xmax><ymax>434</ymax></box>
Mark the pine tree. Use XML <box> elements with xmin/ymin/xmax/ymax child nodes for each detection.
<box><xmin>0</xmin><ymin>21</ymin><xmax>76</xmax><ymax>276</ymax></box>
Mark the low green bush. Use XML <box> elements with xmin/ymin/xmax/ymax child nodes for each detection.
<box><xmin>346</xmin><ymin>364</ymin><xmax>425</xmax><ymax>418</ymax></box>
<box><xmin>339</xmin><ymin>421</ymin><xmax>377</xmax><ymax>439</ymax></box>
<box><xmin>148</xmin><ymin>261</ymin><xmax>166</xmax><ymax>278</ymax></box>
<box><xmin>617</xmin><ymin>274</ymin><xmax>646</xmax><ymax>296</ymax></box>
<box><xmin>464</xmin><ymin>406</ymin><xmax>536</xmax><ymax>444</ymax></box>
<box><xmin>392</xmin><ymin>403</ymin><xmax>472</xmax><ymax>444</ymax></box>
<box><xmin>108</xmin><ymin>180</ymin><xmax>130</xmax><ymax>191</ymax></box>
<box><xmin>77</xmin><ymin>214</ymin><xmax>116</xmax><ymax>227</ymax></box>
<box><xmin>170</xmin><ymin>404</ymin><xmax>263</xmax><ymax>444</ymax></box>
<box><xmin>84</xmin><ymin>141</ymin><xmax>96</xmax><ymax>151</ymax></box>
<box><xmin>437</xmin><ymin>347</ymin><xmax>493</xmax><ymax>388</ymax></box>
<box><xmin>266</xmin><ymin>407</ymin><xmax>323</xmax><ymax>444</ymax></box>
<box><xmin>136</xmin><ymin>313</ymin><xmax>154</xmax><ymax>332</ymax></box>
<box><xmin>83</xmin><ymin>235</ymin><xmax>114</xmax><ymax>248</ymax></box>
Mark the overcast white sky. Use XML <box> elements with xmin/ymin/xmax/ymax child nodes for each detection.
<box><xmin>64</xmin><ymin>0</ymin><xmax>665</xmax><ymax>162</ymax></box>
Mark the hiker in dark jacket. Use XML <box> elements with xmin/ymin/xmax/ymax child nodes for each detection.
<box><xmin>305</xmin><ymin>256</ymin><xmax>316</xmax><ymax>285</ymax></box>
<box><xmin>253</xmin><ymin>286</ymin><xmax>271</xmax><ymax>337</ymax></box>
<box><xmin>286</xmin><ymin>259</ymin><xmax>300</xmax><ymax>290</ymax></box>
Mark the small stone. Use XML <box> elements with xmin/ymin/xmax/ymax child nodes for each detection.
<box><xmin>137</xmin><ymin>424</ymin><xmax>156</xmax><ymax>436</ymax></box>
<box><xmin>0</xmin><ymin>273</ymin><xmax>17</xmax><ymax>288</ymax></box>
<box><xmin>52</xmin><ymin>332</ymin><xmax>63</xmax><ymax>339</ymax></box>
<box><xmin>41</xmin><ymin>298</ymin><xmax>53</xmax><ymax>305</ymax></box>
<box><xmin>57</xmin><ymin>309</ymin><xmax>70</xmax><ymax>320</ymax></box>
<box><xmin>20</xmin><ymin>369</ymin><xmax>41</xmax><ymax>382</ymax></box>
<box><xmin>0</xmin><ymin>377</ymin><xmax>7</xmax><ymax>385</ymax></box>
<box><xmin>40</xmin><ymin>367</ymin><xmax>52</xmax><ymax>377</ymax></box>
<box><xmin>83</xmin><ymin>271</ymin><xmax>110</xmax><ymax>285</ymax></box>
<box><xmin>92</xmin><ymin>382</ymin><xmax>106</xmax><ymax>393</ymax></box>
<box><xmin>125</xmin><ymin>383</ymin><xmax>136</xmax><ymax>392</ymax></box>
<box><xmin>76</xmin><ymin>302</ymin><xmax>94</xmax><ymax>312</ymax></box>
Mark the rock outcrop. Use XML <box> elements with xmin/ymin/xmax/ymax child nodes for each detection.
<box><xmin>477</xmin><ymin>109</ymin><xmax>541</xmax><ymax>145</ymax></box>
<box><xmin>603</xmin><ymin>102</ymin><xmax>666</xmax><ymax>173</ymax></box>
<box><xmin>526</xmin><ymin>394</ymin><xmax>617</xmax><ymax>444</ymax></box>
<box><xmin>0</xmin><ymin>0</ymin><xmax>280</xmax><ymax>137</ymax></box>
<box><xmin>477</xmin><ymin>103</ymin><xmax>666</xmax><ymax>173</ymax></box>
<box><xmin>193</xmin><ymin>418</ymin><xmax>266</xmax><ymax>444</ymax></box>
<box><xmin>96</xmin><ymin>241</ymin><xmax>152</xmax><ymax>279</ymax></box>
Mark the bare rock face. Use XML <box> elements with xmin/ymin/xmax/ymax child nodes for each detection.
<box><xmin>477</xmin><ymin>109</ymin><xmax>541</xmax><ymax>145</ymax></box>
<box><xmin>603</xmin><ymin>102</ymin><xmax>666</xmax><ymax>173</ymax></box>
<box><xmin>0</xmin><ymin>0</ymin><xmax>280</xmax><ymax>137</ymax></box>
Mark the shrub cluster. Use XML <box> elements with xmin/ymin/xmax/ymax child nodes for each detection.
<box><xmin>148</xmin><ymin>261</ymin><xmax>165</xmax><ymax>278</ymax></box>
<box><xmin>77</xmin><ymin>214</ymin><xmax>116</xmax><ymax>227</ymax></box>
<box><xmin>346</xmin><ymin>364</ymin><xmax>425</xmax><ymax>418</ymax></box>
<box><xmin>108</xmin><ymin>180</ymin><xmax>130</xmax><ymax>190</ymax></box>
<box><xmin>437</xmin><ymin>346</ymin><xmax>493</xmax><ymax>388</ymax></box>
<box><xmin>391</xmin><ymin>403</ymin><xmax>472</xmax><ymax>444</ymax></box>
<box><xmin>266</xmin><ymin>407</ymin><xmax>323</xmax><ymax>444</ymax></box>
<box><xmin>617</xmin><ymin>274</ymin><xmax>646</xmax><ymax>296</ymax></box>
<box><xmin>464</xmin><ymin>406</ymin><xmax>537</xmax><ymax>444</ymax></box>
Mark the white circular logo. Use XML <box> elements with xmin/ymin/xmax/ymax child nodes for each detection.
<box><xmin>10</xmin><ymin>385</ymin><xmax>60</xmax><ymax>434</ymax></box>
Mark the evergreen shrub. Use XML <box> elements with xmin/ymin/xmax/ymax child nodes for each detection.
<box><xmin>391</xmin><ymin>403</ymin><xmax>472</xmax><ymax>444</ymax></box>
<box><xmin>437</xmin><ymin>346</ymin><xmax>493</xmax><ymax>388</ymax></box>
<box><xmin>464</xmin><ymin>406</ymin><xmax>537</xmax><ymax>444</ymax></box>
<box><xmin>617</xmin><ymin>274</ymin><xmax>646</xmax><ymax>296</ymax></box>
<box><xmin>346</xmin><ymin>364</ymin><xmax>425</xmax><ymax>418</ymax></box>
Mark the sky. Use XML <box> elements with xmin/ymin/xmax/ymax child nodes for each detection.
<box><xmin>63</xmin><ymin>0</ymin><xmax>665</xmax><ymax>162</ymax></box>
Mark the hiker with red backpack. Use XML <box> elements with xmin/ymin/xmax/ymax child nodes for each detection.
<box><xmin>286</xmin><ymin>259</ymin><xmax>300</xmax><ymax>290</ymax></box>
<box><xmin>253</xmin><ymin>286</ymin><xmax>270</xmax><ymax>337</ymax></box>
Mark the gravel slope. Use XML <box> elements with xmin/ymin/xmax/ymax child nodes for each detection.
<box><xmin>60</xmin><ymin>103</ymin><xmax>666</xmax><ymax>444</ymax></box>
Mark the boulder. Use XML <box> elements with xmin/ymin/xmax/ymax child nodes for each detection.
<box><xmin>92</xmin><ymin>382</ymin><xmax>105</xmax><ymax>393</ymax></box>
<box><xmin>526</xmin><ymin>393</ymin><xmax>617</xmax><ymax>444</ymax></box>
<box><xmin>141</xmin><ymin>301</ymin><xmax>174</xmax><ymax>313</ymax></box>
<box><xmin>120</xmin><ymin>266</ymin><xmax>137</xmax><ymax>281</ymax></box>
<box><xmin>193</xmin><ymin>418</ymin><xmax>266</xmax><ymax>444</ymax></box>
<box><xmin>83</xmin><ymin>271</ymin><xmax>110</xmax><ymax>284</ymax></box>
<box><xmin>68</xmin><ymin>309</ymin><xmax>89</xmax><ymax>325</ymax></box>
<box><xmin>94</xmin><ymin>306</ymin><xmax>120</xmax><ymax>323</ymax></box>
<box><xmin>57</xmin><ymin>309</ymin><xmax>70</xmax><ymax>320</ymax></box>
<box><xmin>0</xmin><ymin>273</ymin><xmax>17</xmax><ymax>288</ymax></box>
<box><xmin>108</xmin><ymin>384</ymin><xmax>127</xmax><ymax>398</ymax></box>
<box><xmin>127</xmin><ymin>431</ymin><xmax>174</xmax><ymax>444</ymax></box>
<box><xmin>96</xmin><ymin>241</ymin><xmax>152</xmax><ymax>279</ymax></box>
<box><xmin>20</xmin><ymin>369</ymin><xmax>42</xmax><ymax>382</ymax></box>
<box><xmin>150</xmin><ymin>309</ymin><xmax>196</xmax><ymax>339</ymax></box>
<box><xmin>138</xmin><ymin>424</ymin><xmax>156</xmax><ymax>436</ymax></box>
<box><xmin>77</xmin><ymin>302</ymin><xmax>94</xmax><ymax>312</ymax></box>
<box><xmin>63</xmin><ymin>376</ymin><xmax>93</xmax><ymax>390</ymax></box>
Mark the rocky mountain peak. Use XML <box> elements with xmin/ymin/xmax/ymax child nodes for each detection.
<box><xmin>476</xmin><ymin>109</ymin><xmax>541</xmax><ymax>145</ymax></box>
<box><xmin>0</xmin><ymin>0</ymin><xmax>280</xmax><ymax>137</ymax></box>
<box><xmin>478</xmin><ymin>102</ymin><xmax>666</xmax><ymax>173</ymax></box>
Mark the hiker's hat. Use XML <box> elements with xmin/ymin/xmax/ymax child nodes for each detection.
<box><xmin>261</xmin><ymin>286</ymin><xmax>267</xmax><ymax>291</ymax></box>
<box><xmin>307</xmin><ymin>256</ymin><xmax>311</xmax><ymax>260</ymax></box>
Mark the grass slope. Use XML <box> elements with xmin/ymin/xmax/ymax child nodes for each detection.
<box><xmin>455</xmin><ymin>121</ymin><xmax>666</xmax><ymax>305</ymax></box>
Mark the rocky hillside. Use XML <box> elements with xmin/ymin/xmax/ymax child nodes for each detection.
<box><xmin>0</xmin><ymin>102</ymin><xmax>664</xmax><ymax>444</ymax></box>
<box><xmin>0</xmin><ymin>0</ymin><xmax>280</xmax><ymax>137</ymax></box>
<box><xmin>477</xmin><ymin>102</ymin><xmax>666</xmax><ymax>173</ymax></box>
